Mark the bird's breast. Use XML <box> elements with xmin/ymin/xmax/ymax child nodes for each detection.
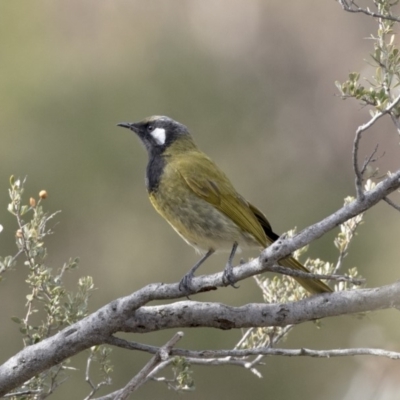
<box><xmin>148</xmin><ymin>169</ymin><xmax>259</xmax><ymax>252</ymax></box>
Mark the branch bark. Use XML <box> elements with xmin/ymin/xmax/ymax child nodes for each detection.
<box><xmin>120</xmin><ymin>282</ymin><xmax>400</xmax><ymax>333</ymax></box>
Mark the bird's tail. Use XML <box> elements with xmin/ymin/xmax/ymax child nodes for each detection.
<box><xmin>279</xmin><ymin>256</ymin><xmax>332</xmax><ymax>294</ymax></box>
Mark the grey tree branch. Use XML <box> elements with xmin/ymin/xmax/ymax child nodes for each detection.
<box><xmin>103</xmin><ymin>336</ymin><xmax>400</xmax><ymax>361</ymax></box>
<box><xmin>120</xmin><ymin>282</ymin><xmax>400</xmax><ymax>333</ymax></box>
<box><xmin>186</xmin><ymin>347</ymin><xmax>400</xmax><ymax>360</ymax></box>
<box><xmin>1</xmin><ymin>170</ymin><xmax>400</xmax><ymax>396</ymax></box>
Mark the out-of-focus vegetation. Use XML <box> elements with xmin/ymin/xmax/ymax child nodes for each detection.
<box><xmin>1</xmin><ymin>1</ymin><xmax>400</xmax><ymax>399</ymax></box>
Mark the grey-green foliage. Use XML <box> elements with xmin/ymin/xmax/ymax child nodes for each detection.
<box><xmin>336</xmin><ymin>0</ymin><xmax>400</xmax><ymax>116</ymax></box>
<box><xmin>4</xmin><ymin>176</ymin><xmax>113</xmax><ymax>399</ymax></box>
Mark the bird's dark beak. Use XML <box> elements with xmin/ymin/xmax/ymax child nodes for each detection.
<box><xmin>117</xmin><ymin>122</ymin><xmax>143</xmax><ymax>135</ymax></box>
<box><xmin>117</xmin><ymin>122</ymin><xmax>133</xmax><ymax>129</ymax></box>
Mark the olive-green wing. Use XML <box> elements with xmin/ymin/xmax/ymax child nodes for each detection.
<box><xmin>248</xmin><ymin>202</ymin><xmax>279</xmax><ymax>245</ymax></box>
<box><xmin>173</xmin><ymin>152</ymin><xmax>332</xmax><ymax>294</ymax></box>
<box><xmin>174</xmin><ymin>152</ymin><xmax>267</xmax><ymax>247</ymax></box>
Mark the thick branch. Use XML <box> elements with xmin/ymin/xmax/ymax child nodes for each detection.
<box><xmin>119</xmin><ymin>282</ymin><xmax>400</xmax><ymax>333</ymax></box>
<box><xmin>0</xmin><ymin>170</ymin><xmax>400</xmax><ymax>395</ymax></box>
<box><xmin>2</xmin><ymin>281</ymin><xmax>400</xmax><ymax>396</ymax></box>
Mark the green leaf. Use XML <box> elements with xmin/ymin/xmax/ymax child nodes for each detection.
<box><xmin>11</xmin><ymin>316</ymin><xmax>22</xmax><ymax>324</ymax></box>
<box><xmin>20</xmin><ymin>205</ymin><xmax>29</xmax><ymax>216</ymax></box>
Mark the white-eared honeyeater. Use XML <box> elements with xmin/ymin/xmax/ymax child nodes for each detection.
<box><xmin>118</xmin><ymin>116</ymin><xmax>332</xmax><ymax>294</ymax></box>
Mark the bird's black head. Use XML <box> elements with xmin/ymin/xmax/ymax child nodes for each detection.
<box><xmin>117</xmin><ymin>116</ymin><xmax>194</xmax><ymax>155</ymax></box>
<box><xmin>118</xmin><ymin>116</ymin><xmax>198</xmax><ymax>192</ymax></box>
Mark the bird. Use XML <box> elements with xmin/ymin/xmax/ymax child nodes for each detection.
<box><xmin>117</xmin><ymin>116</ymin><xmax>332</xmax><ymax>295</ymax></box>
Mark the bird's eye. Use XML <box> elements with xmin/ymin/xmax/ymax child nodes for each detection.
<box><xmin>147</xmin><ymin>124</ymin><xmax>154</xmax><ymax>132</ymax></box>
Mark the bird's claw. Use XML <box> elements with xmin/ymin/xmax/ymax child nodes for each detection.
<box><xmin>222</xmin><ymin>265</ymin><xmax>239</xmax><ymax>288</ymax></box>
<box><xmin>179</xmin><ymin>272</ymin><xmax>195</xmax><ymax>295</ymax></box>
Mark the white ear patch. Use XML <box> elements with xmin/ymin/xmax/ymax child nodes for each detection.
<box><xmin>151</xmin><ymin>128</ymin><xmax>166</xmax><ymax>145</ymax></box>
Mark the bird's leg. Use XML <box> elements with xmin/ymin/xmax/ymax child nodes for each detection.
<box><xmin>222</xmin><ymin>242</ymin><xmax>239</xmax><ymax>288</ymax></box>
<box><xmin>179</xmin><ymin>249</ymin><xmax>215</xmax><ymax>293</ymax></box>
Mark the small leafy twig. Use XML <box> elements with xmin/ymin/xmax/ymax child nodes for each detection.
<box><xmin>338</xmin><ymin>0</ymin><xmax>400</xmax><ymax>23</ymax></box>
<box><xmin>359</xmin><ymin>145</ymin><xmax>381</xmax><ymax>176</ymax></box>
<box><xmin>333</xmin><ymin>191</ymin><xmax>368</xmax><ymax>274</ymax></box>
<box><xmin>84</xmin><ymin>346</ymin><xmax>113</xmax><ymax>400</ymax></box>
<box><xmin>4</xmin><ymin>177</ymin><xmax>98</xmax><ymax>397</ymax></box>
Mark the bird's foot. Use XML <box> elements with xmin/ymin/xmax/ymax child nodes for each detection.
<box><xmin>222</xmin><ymin>263</ymin><xmax>239</xmax><ymax>288</ymax></box>
<box><xmin>179</xmin><ymin>271</ymin><xmax>195</xmax><ymax>294</ymax></box>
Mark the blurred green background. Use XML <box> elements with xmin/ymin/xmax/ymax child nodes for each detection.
<box><xmin>1</xmin><ymin>1</ymin><xmax>400</xmax><ymax>399</ymax></box>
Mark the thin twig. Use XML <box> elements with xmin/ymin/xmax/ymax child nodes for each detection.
<box><xmin>333</xmin><ymin>251</ymin><xmax>348</xmax><ymax>276</ymax></box>
<box><xmin>244</xmin><ymin>325</ymin><xmax>293</xmax><ymax>373</ymax></box>
<box><xmin>390</xmin><ymin>113</ymin><xmax>400</xmax><ymax>135</ymax></box>
<box><xmin>3</xmin><ymin>390</ymin><xmax>42</xmax><ymax>398</ymax></box>
<box><xmin>338</xmin><ymin>0</ymin><xmax>400</xmax><ymax>22</ymax></box>
<box><xmin>146</xmin><ymin>359</ymin><xmax>175</xmax><ymax>380</ymax></box>
<box><xmin>265</xmin><ymin>263</ymin><xmax>365</xmax><ymax>285</ymax></box>
<box><xmin>360</xmin><ymin>144</ymin><xmax>380</xmax><ymax>176</ymax></box>
<box><xmin>8</xmin><ymin>249</ymin><xmax>24</xmax><ymax>266</ymax></box>
<box><xmin>93</xmin><ymin>360</ymin><xmax>176</xmax><ymax>400</ymax></box>
<box><xmin>105</xmin><ymin>336</ymin><xmax>400</xmax><ymax>360</ymax></box>
<box><xmin>113</xmin><ymin>332</ymin><xmax>183</xmax><ymax>400</ymax></box>
<box><xmin>83</xmin><ymin>351</ymin><xmax>109</xmax><ymax>400</ymax></box>
<box><xmin>234</xmin><ymin>328</ymin><xmax>255</xmax><ymax>350</ymax></box>
<box><xmin>147</xmin><ymin>359</ymin><xmax>176</xmax><ymax>388</ymax></box>
<box><xmin>46</xmin><ymin>364</ymin><xmax>67</xmax><ymax>397</ymax></box>
<box><xmin>352</xmin><ymin>93</ymin><xmax>400</xmax><ymax>199</ymax></box>
<box><xmin>333</xmin><ymin>206</ymin><xmax>364</xmax><ymax>275</ymax></box>
<box><xmin>383</xmin><ymin>196</ymin><xmax>400</xmax><ymax>211</ymax></box>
